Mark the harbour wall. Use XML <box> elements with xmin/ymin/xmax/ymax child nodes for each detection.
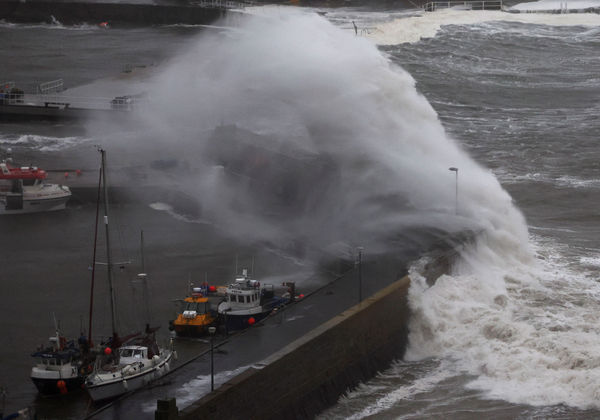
<box><xmin>0</xmin><ymin>1</ymin><xmax>225</xmax><ymax>26</ymax></box>
<box><xmin>179</xmin><ymin>275</ymin><xmax>413</xmax><ymax>419</ymax></box>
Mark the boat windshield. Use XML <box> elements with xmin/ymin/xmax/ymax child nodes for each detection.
<box><xmin>120</xmin><ymin>348</ymin><xmax>144</xmax><ymax>358</ymax></box>
<box><xmin>184</xmin><ymin>301</ymin><xmax>207</xmax><ymax>313</ymax></box>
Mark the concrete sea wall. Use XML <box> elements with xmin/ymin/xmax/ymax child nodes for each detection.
<box><xmin>0</xmin><ymin>1</ymin><xmax>225</xmax><ymax>26</ymax></box>
<box><xmin>179</xmin><ymin>275</ymin><xmax>412</xmax><ymax>419</ymax></box>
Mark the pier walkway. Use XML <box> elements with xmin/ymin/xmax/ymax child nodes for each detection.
<box><xmin>423</xmin><ymin>0</ymin><xmax>504</xmax><ymax>11</ymax></box>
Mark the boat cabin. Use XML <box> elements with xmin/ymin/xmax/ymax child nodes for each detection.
<box><xmin>181</xmin><ymin>295</ymin><xmax>210</xmax><ymax>318</ymax></box>
<box><xmin>118</xmin><ymin>346</ymin><xmax>148</xmax><ymax>364</ymax></box>
<box><xmin>224</xmin><ymin>274</ymin><xmax>275</xmax><ymax>311</ymax></box>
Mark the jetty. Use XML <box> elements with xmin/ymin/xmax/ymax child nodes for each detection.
<box><xmin>422</xmin><ymin>0</ymin><xmax>504</xmax><ymax>11</ymax></box>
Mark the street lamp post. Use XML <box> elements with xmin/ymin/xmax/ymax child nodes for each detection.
<box><xmin>449</xmin><ymin>167</ymin><xmax>458</xmax><ymax>215</ymax></box>
<box><xmin>356</xmin><ymin>247</ymin><xmax>363</xmax><ymax>303</ymax></box>
<box><xmin>208</xmin><ymin>326</ymin><xmax>216</xmax><ymax>391</ymax></box>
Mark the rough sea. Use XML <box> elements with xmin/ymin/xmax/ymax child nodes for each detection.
<box><xmin>2</xmin><ymin>2</ymin><xmax>600</xmax><ymax>418</ymax></box>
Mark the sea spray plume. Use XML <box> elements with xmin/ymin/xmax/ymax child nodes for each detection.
<box><xmin>103</xmin><ymin>8</ymin><xmax>528</xmax><ymax>256</ymax></box>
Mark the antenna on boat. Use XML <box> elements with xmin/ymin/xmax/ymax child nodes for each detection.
<box><xmin>140</xmin><ymin>229</ymin><xmax>145</xmax><ymax>274</ymax></box>
<box><xmin>235</xmin><ymin>254</ymin><xmax>238</xmax><ymax>275</ymax></box>
<box><xmin>99</xmin><ymin>147</ymin><xmax>119</xmax><ymax>346</ymax></box>
<box><xmin>88</xmin><ymin>154</ymin><xmax>103</xmax><ymax>346</ymax></box>
<box><xmin>251</xmin><ymin>256</ymin><xmax>255</xmax><ymax>277</ymax></box>
<box><xmin>138</xmin><ymin>229</ymin><xmax>151</xmax><ymax>326</ymax></box>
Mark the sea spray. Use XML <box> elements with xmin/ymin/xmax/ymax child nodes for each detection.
<box><xmin>96</xmin><ymin>8</ymin><xmax>527</xmax><ymax>256</ymax></box>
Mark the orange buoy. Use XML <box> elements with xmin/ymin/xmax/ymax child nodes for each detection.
<box><xmin>247</xmin><ymin>317</ymin><xmax>256</xmax><ymax>325</ymax></box>
<box><xmin>104</xmin><ymin>347</ymin><xmax>112</xmax><ymax>356</ymax></box>
<box><xmin>57</xmin><ymin>380</ymin><xmax>67</xmax><ymax>394</ymax></box>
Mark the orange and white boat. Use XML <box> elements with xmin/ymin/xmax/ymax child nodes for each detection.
<box><xmin>170</xmin><ymin>285</ymin><xmax>219</xmax><ymax>337</ymax></box>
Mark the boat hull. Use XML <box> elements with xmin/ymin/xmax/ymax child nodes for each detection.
<box><xmin>86</xmin><ymin>351</ymin><xmax>172</xmax><ymax>402</ymax></box>
<box><xmin>220</xmin><ymin>309</ymin><xmax>272</xmax><ymax>331</ymax></box>
<box><xmin>0</xmin><ymin>195</ymin><xmax>70</xmax><ymax>214</ymax></box>
<box><xmin>31</xmin><ymin>375</ymin><xmax>85</xmax><ymax>395</ymax></box>
<box><xmin>173</xmin><ymin>323</ymin><xmax>211</xmax><ymax>337</ymax></box>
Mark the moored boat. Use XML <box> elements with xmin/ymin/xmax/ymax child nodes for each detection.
<box><xmin>170</xmin><ymin>285</ymin><xmax>219</xmax><ymax>337</ymax></box>
<box><xmin>84</xmin><ymin>148</ymin><xmax>174</xmax><ymax>402</ymax></box>
<box><xmin>85</xmin><ymin>331</ymin><xmax>174</xmax><ymax>402</ymax></box>
<box><xmin>0</xmin><ymin>161</ymin><xmax>71</xmax><ymax>214</ymax></box>
<box><xmin>217</xmin><ymin>269</ymin><xmax>291</xmax><ymax>331</ymax></box>
<box><xmin>30</xmin><ymin>328</ymin><xmax>93</xmax><ymax>395</ymax></box>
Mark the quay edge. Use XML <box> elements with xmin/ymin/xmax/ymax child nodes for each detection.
<box><xmin>177</xmin><ymin>254</ymin><xmax>455</xmax><ymax>420</ymax></box>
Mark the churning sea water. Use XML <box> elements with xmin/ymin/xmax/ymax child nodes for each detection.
<box><xmin>320</xmin><ymin>7</ymin><xmax>600</xmax><ymax>420</ymax></box>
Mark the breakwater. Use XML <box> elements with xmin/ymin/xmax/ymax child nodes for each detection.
<box><xmin>179</xmin><ymin>276</ymin><xmax>412</xmax><ymax>419</ymax></box>
<box><xmin>0</xmin><ymin>1</ymin><xmax>225</xmax><ymax>26</ymax></box>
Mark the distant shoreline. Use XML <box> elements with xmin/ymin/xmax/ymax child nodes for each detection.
<box><xmin>0</xmin><ymin>0</ymin><xmax>225</xmax><ymax>26</ymax></box>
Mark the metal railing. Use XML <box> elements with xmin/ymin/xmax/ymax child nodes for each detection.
<box><xmin>190</xmin><ymin>0</ymin><xmax>254</xmax><ymax>9</ymax></box>
<box><xmin>7</xmin><ymin>93</ymin><xmax>150</xmax><ymax>111</ymax></box>
<box><xmin>423</xmin><ymin>0</ymin><xmax>503</xmax><ymax>11</ymax></box>
<box><xmin>37</xmin><ymin>79</ymin><xmax>64</xmax><ymax>94</ymax></box>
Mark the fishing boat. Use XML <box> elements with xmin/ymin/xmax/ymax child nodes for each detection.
<box><xmin>170</xmin><ymin>284</ymin><xmax>219</xmax><ymax>337</ymax></box>
<box><xmin>30</xmin><ymin>324</ymin><xmax>93</xmax><ymax>395</ymax></box>
<box><xmin>84</xmin><ymin>148</ymin><xmax>174</xmax><ymax>402</ymax></box>
<box><xmin>217</xmin><ymin>269</ymin><xmax>291</xmax><ymax>331</ymax></box>
<box><xmin>0</xmin><ymin>160</ymin><xmax>71</xmax><ymax>214</ymax></box>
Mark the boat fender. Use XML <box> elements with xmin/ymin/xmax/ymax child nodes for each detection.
<box><xmin>152</xmin><ymin>355</ymin><xmax>160</xmax><ymax>365</ymax></box>
<box><xmin>173</xmin><ymin>351</ymin><xmax>178</xmax><ymax>361</ymax></box>
<box><xmin>57</xmin><ymin>380</ymin><xmax>68</xmax><ymax>395</ymax></box>
<box><xmin>123</xmin><ymin>379</ymin><xmax>128</xmax><ymax>391</ymax></box>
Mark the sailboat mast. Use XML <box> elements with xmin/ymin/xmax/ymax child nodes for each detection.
<box><xmin>88</xmin><ymin>163</ymin><xmax>103</xmax><ymax>345</ymax></box>
<box><xmin>140</xmin><ymin>230</ymin><xmax>145</xmax><ymax>273</ymax></box>
<box><xmin>140</xmin><ymin>229</ymin><xmax>150</xmax><ymax>324</ymax></box>
<box><xmin>100</xmin><ymin>148</ymin><xmax>118</xmax><ymax>342</ymax></box>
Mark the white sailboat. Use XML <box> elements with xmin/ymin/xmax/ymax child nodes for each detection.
<box><xmin>84</xmin><ymin>148</ymin><xmax>174</xmax><ymax>402</ymax></box>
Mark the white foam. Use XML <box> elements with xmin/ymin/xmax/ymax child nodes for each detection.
<box><xmin>0</xmin><ymin>134</ymin><xmax>88</xmax><ymax>151</ymax></box>
<box><xmin>334</xmin><ymin>360</ymin><xmax>459</xmax><ymax>419</ymax></box>
<box><xmin>406</xmin><ymin>232</ymin><xmax>600</xmax><ymax>409</ymax></box>
<box><xmin>368</xmin><ymin>9</ymin><xmax>600</xmax><ymax>45</ymax></box>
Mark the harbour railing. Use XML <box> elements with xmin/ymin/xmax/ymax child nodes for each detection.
<box><xmin>423</xmin><ymin>0</ymin><xmax>503</xmax><ymax>11</ymax></box>
<box><xmin>37</xmin><ymin>79</ymin><xmax>64</xmax><ymax>94</ymax></box>
<box><xmin>6</xmin><ymin>92</ymin><xmax>150</xmax><ymax>111</ymax></box>
<box><xmin>190</xmin><ymin>0</ymin><xmax>254</xmax><ymax>9</ymax></box>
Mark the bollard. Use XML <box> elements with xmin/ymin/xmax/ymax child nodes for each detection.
<box><xmin>155</xmin><ymin>398</ymin><xmax>178</xmax><ymax>420</ymax></box>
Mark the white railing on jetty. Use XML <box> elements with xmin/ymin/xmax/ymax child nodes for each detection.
<box><xmin>190</xmin><ymin>0</ymin><xmax>254</xmax><ymax>9</ymax></box>
<box><xmin>37</xmin><ymin>79</ymin><xmax>64</xmax><ymax>94</ymax></box>
<box><xmin>423</xmin><ymin>0</ymin><xmax>503</xmax><ymax>11</ymax></box>
<box><xmin>11</xmin><ymin>93</ymin><xmax>149</xmax><ymax>111</ymax></box>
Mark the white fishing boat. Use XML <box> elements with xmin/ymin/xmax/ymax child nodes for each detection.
<box><xmin>85</xmin><ymin>333</ymin><xmax>174</xmax><ymax>401</ymax></box>
<box><xmin>0</xmin><ymin>161</ymin><xmax>71</xmax><ymax>214</ymax></box>
<box><xmin>84</xmin><ymin>148</ymin><xmax>174</xmax><ymax>402</ymax></box>
<box><xmin>30</xmin><ymin>326</ymin><xmax>93</xmax><ymax>395</ymax></box>
<box><xmin>217</xmin><ymin>269</ymin><xmax>292</xmax><ymax>331</ymax></box>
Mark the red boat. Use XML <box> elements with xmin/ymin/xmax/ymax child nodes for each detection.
<box><xmin>0</xmin><ymin>161</ymin><xmax>71</xmax><ymax>214</ymax></box>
